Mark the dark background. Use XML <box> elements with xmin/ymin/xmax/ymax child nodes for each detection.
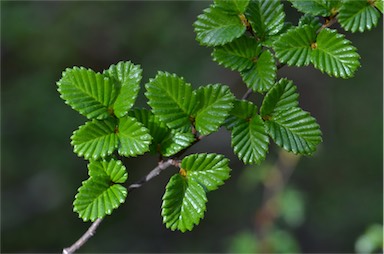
<box><xmin>2</xmin><ymin>1</ymin><xmax>382</xmax><ymax>253</ymax></box>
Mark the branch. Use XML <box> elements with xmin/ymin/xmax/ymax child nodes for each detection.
<box><xmin>62</xmin><ymin>159</ymin><xmax>176</xmax><ymax>254</ymax></box>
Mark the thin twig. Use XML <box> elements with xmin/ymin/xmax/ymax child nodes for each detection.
<box><xmin>62</xmin><ymin>159</ymin><xmax>176</xmax><ymax>254</ymax></box>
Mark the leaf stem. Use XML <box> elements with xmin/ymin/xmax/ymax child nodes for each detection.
<box><xmin>62</xmin><ymin>159</ymin><xmax>176</xmax><ymax>254</ymax></box>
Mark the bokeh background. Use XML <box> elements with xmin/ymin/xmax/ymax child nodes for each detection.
<box><xmin>2</xmin><ymin>1</ymin><xmax>382</xmax><ymax>253</ymax></box>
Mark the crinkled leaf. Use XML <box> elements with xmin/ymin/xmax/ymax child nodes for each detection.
<box><xmin>194</xmin><ymin>84</ymin><xmax>235</xmax><ymax>135</ymax></box>
<box><xmin>73</xmin><ymin>178</ymin><xmax>127</xmax><ymax>222</ymax></box>
<box><xmin>212</xmin><ymin>35</ymin><xmax>262</xmax><ymax>72</ymax></box>
<box><xmin>225</xmin><ymin>100</ymin><xmax>258</xmax><ymax>130</ymax></box>
<box><xmin>289</xmin><ymin>0</ymin><xmax>341</xmax><ymax>16</ymax></box>
<box><xmin>161</xmin><ymin>131</ymin><xmax>195</xmax><ymax>157</ymax></box>
<box><xmin>194</xmin><ymin>5</ymin><xmax>246</xmax><ymax>46</ymax></box>
<box><xmin>265</xmin><ymin>107</ymin><xmax>322</xmax><ymax>155</ymax></box>
<box><xmin>74</xmin><ymin>159</ymin><xmax>128</xmax><ymax>222</ymax></box>
<box><xmin>128</xmin><ymin>108</ymin><xmax>168</xmax><ymax>154</ymax></box>
<box><xmin>260</xmin><ymin>79</ymin><xmax>299</xmax><ymax>117</ymax></box>
<box><xmin>338</xmin><ymin>0</ymin><xmax>381</xmax><ymax>33</ymax></box>
<box><xmin>104</xmin><ymin>61</ymin><xmax>142</xmax><ymax>118</ymax></box>
<box><xmin>57</xmin><ymin>67</ymin><xmax>118</xmax><ymax>119</ymax></box>
<box><xmin>311</xmin><ymin>28</ymin><xmax>360</xmax><ymax>78</ymax></box>
<box><xmin>214</xmin><ymin>0</ymin><xmax>250</xmax><ymax>14</ymax></box>
<box><xmin>298</xmin><ymin>14</ymin><xmax>322</xmax><ymax>31</ymax></box>
<box><xmin>273</xmin><ymin>25</ymin><xmax>316</xmax><ymax>67</ymax></box>
<box><xmin>88</xmin><ymin>159</ymin><xmax>128</xmax><ymax>183</ymax></box>
<box><xmin>117</xmin><ymin>116</ymin><xmax>152</xmax><ymax>157</ymax></box>
<box><xmin>71</xmin><ymin>118</ymin><xmax>118</xmax><ymax>160</ymax></box>
<box><xmin>241</xmin><ymin>50</ymin><xmax>276</xmax><ymax>93</ymax></box>
<box><xmin>232</xmin><ymin>115</ymin><xmax>269</xmax><ymax>164</ymax></box>
<box><xmin>162</xmin><ymin>174</ymin><xmax>207</xmax><ymax>232</ymax></box>
<box><xmin>145</xmin><ymin>71</ymin><xmax>197</xmax><ymax>130</ymax></box>
<box><xmin>181</xmin><ymin>153</ymin><xmax>231</xmax><ymax>191</ymax></box>
<box><xmin>245</xmin><ymin>0</ymin><xmax>285</xmax><ymax>40</ymax></box>
<box><xmin>262</xmin><ymin>22</ymin><xmax>293</xmax><ymax>48</ymax></box>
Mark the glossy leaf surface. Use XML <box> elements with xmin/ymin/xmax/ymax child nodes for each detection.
<box><xmin>225</xmin><ymin>100</ymin><xmax>258</xmax><ymax>130</ymax></box>
<box><xmin>241</xmin><ymin>50</ymin><xmax>276</xmax><ymax>92</ymax></box>
<box><xmin>74</xmin><ymin>159</ymin><xmax>128</xmax><ymax>222</ymax></box>
<box><xmin>274</xmin><ymin>25</ymin><xmax>316</xmax><ymax>67</ymax></box>
<box><xmin>265</xmin><ymin>107</ymin><xmax>322</xmax><ymax>155</ymax></box>
<box><xmin>338</xmin><ymin>0</ymin><xmax>381</xmax><ymax>33</ymax></box>
<box><xmin>194</xmin><ymin>84</ymin><xmax>235</xmax><ymax>135</ymax></box>
<box><xmin>194</xmin><ymin>5</ymin><xmax>246</xmax><ymax>46</ymax></box>
<box><xmin>71</xmin><ymin>118</ymin><xmax>118</xmax><ymax>160</ymax></box>
<box><xmin>117</xmin><ymin>116</ymin><xmax>152</xmax><ymax>157</ymax></box>
<box><xmin>104</xmin><ymin>61</ymin><xmax>142</xmax><ymax>118</ymax></box>
<box><xmin>214</xmin><ymin>0</ymin><xmax>250</xmax><ymax>14</ymax></box>
<box><xmin>289</xmin><ymin>0</ymin><xmax>341</xmax><ymax>16</ymax></box>
<box><xmin>57</xmin><ymin>67</ymin><xmax>118</xmax><ymax>119</ymax></box>
<box><xmin>312</xmin><ymin>28</ymin><xmax>360</xmax><ymax>78</ymax></box>
<box><xmin>212</xmin><ymin>36</ymin><xmax>261</xmax><ymax>72</ymax></box>
<box><xmin>161</xmin><ymin>131</ymin><xmax>195</xmax><ymax>157</ymax></box>
<box><xmin>145</xmin><ymin>72</ymin><xmax>196</xmax><ymax>130</ymax></box>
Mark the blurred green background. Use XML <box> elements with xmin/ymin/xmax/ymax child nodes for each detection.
<box><xmin>2</xmin><ymin>1</ymin><xmax>382</xmax><ymax>253</ymax></box>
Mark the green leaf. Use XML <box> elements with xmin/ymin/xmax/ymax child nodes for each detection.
<box><xmin>145</xmin><ymin>71</ymin><xmax>197</xmax><ymax>130</ymax></box>
<box><xmin>232</xmin><ymin>115</ymin><xmax>269</xmax><ymax>164</ymax></box>
<box><xmin>161</xmin><ymin>131</ymin><xmax>196</xmax><ymax>157</ymax></box>
<box><xmin>273</xmin><ymin>25</ymin><xmax>316</xmax><ymax>67</ymax></box>
<box><xmin>73</xmin><ymin>159</ymin><xmax>128</xmax><ymax>222</ymax></box>
<box><xmin>265</xmin><ymin>107</ymin><xmax>322</xmax><ymax>155</ymax></box>
<box><xmin>117</xmin><ymin>116</ymin><xmax>152</xmax><ymax>157</ymax></box>
<box><xmin>245</xmin><ymin>0</ymin><xmax>285</xmax><ymax>40</ymax></box>
<box><xmin>194</xmin><ymin>5</ymin><xmax>246</xmax><ymax>46</ymax></box>
<box><xmin>57</xmin><ymin>67</ymin><xmax>118</xmax><ymax>119</ymax></box>
<box><xmin>194</xmin><ymin>84</ymin><xmax>235</xmax><ymax>135</ymax></box>
<box><xmin>214</xmin><ymin>0</ymin><xmax>250</xmax><ymax>14</ymax></box>
<box><xmin>375</xmin><ymin>0</ymin><xmax>383</xmax><ymax>13</ymax></box>
<box><xmin>181</xmin><ymin>153</ymin><xmax>231</xmax><ymax>191</ymax></box>
<box><xmin>338</xmin><ymin>0</ymin><xmax>381</xmax><ymax>33</ymax></box>
<box><xmin>128</xmin><ymin>108</ymin><xmax>169</xmax><ymax>154</ymax></box>
<box><xmin>298</xmin><ymin>14</ymin><xmax>322</xmax><ymax>31</ymax></box>
<box><xmin>212</xmin><ymin>35</ymin><xmax>262</xmax><ymax>72</ymax></box>
<box><xmin>260</xmin><ymin>79</ymin><xmax>299</xmax><ymax>117</ymax></box>
<box><xmin>104</xmin><ymin>61</ymin><xmax>142</xmax><ymax>118</ymax></box>
<box><xmin>71</xmin><ymin>118</ymin><xmax>118</xmax><ymax>160</ymax></box>
<box><xmin>311</xmin><ymin>28</ymin><xmax>360</xmax><ymax>78</ymax></box>
<box><xmin>225</xmin><ymin>100</ymin><xmax>258</xmax><ymax>130</ymax></box>
<box><xmin>289</xmin><ymin>0</ymin><xmax>341</xmax><ymax>16</ymax></box>
<box><xmin>240</xmin><ymin>50</ymin><xmax>277</xmax><ymax>93</ymax></box>
<box><xmin>162</xmin><ymin>174</ymin><xmax>207</xmax><ymax>232</ymax></box>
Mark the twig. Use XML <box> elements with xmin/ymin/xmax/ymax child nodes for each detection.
<box><xmin>62</xmin><ymin>159</ymin><xmax>176</xmax><ymax>254</ymax></box>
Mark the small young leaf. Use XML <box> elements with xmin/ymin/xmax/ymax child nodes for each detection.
<box><xmin>194</xmin><ymin>84</ymin><xmax>235</xmax><ymax>135</ymax></box>
<box><xmin>338</xmin><ymin>0</ymin><xmax>381</xmax><ymax>33</ymax></box>
<box><xmin>225</xmin><ymin>100</ymin><xmax>258</xmax><ymax>130</ymax></box>
<box><xmin>231</xmin><ymin>115</ymin><xmax>269</xmax><ymax>164</ymax></box>
<box><xmin>74</xmin><ymin>159</ymin><xmax>128</xmax><ymax>222</ymax></box>
<box><xmin>311</xmin><ymin>28</ymin><xmax>360</xmax><ymax>78</ymax></box>
<box><xmin>181</xmin><ymin>153</ymin><xmax>231</xmax><ymax>191</ymax></box>
<box><xmin>145</xmin><ymin>71</ymin><xmax>197</xmax><ymax>130</ymax></box>
<box><xmin>194</xmin><ymin>5</ymin><xmax>246</xmax><ymax>46</ymax></box>
<box><xmin>273</xmin><ymin>25</ymin><xmax>316</xmax><ymax>67</ymax></box>
<box><xmin>212</xmin><ymin>35</ymin><xmax>262</xmax><ymax>72</ymax></box>
<box><xmin>298</xmin><ymin>14</ymin><xmax>322</xmax><ymax>31</ymax></box>
<box><xmin>240</xmin><ymin>49</ymin><xmax>277</xmax><ymax>93</ymax></box>
<box><xmin>265</xmin><ymin>107</ymin><xmax>322</xmax><ymax>155</ymax></box>
<box><xmin>289</xmin><ymin>0</ymin><xmax>341</xmax><ymax>16</ymax></box>
<box><xmin>161</xmin><ymin>131</ymin><xmax>195</xmax><ymax>157</ymax></box>
<box><xmin>214</xmin><ymin>0</ymin><xmax>250</xmax><ymax>14</ymax></box>
<box><xmin>117</xmin><ymin>116</ymin><xmax>152</xmax><ymax>157</ymax></box>
<box><xmin>260</xmin><ymin>79</ymin><xmax>299</xmax><ymax>117</ymax></box>
<box><xmin>57</xmin><ymin>67</ymin><xmax>118</xmax><ymax>119</ymax></box>
<box><xmin>245</xmin><ymin>0</ymin><xmax>285</xmax><ymax>40</ymax></box>
<box><xmin>161</xmin><ymin>174</ymin><xmax>207</xmax><ymax>232</ymax></box>
<box><xmin>71</xmin><ymin>118</ymin><xmax>118</xmax><ymax>160</ymax></box>
<box><xmin>104</xmin><ymin>61</ymin><xmax>142</xmax><ymax>118</ymax></box>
